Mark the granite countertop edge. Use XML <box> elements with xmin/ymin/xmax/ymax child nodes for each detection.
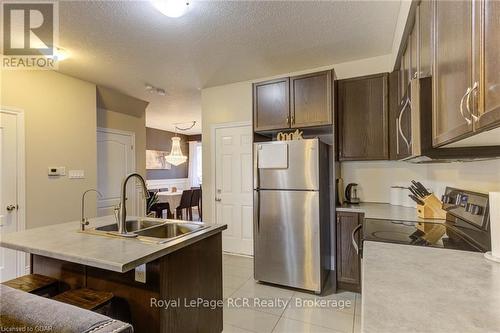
<box><xmin>0</xmin><ymin>217</ymin><xmax>227</xmax><ymax>273</ymax></box>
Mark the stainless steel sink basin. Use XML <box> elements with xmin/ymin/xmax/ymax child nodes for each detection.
<box><xmin>134</xmin><ymin>223</ymin><xmax>208</xmax><ymax>242</ymax></box>
<box><xmin>95</xmin><ymin>219</ymin><xmax>165</xmax><ymax>232</ymax></box>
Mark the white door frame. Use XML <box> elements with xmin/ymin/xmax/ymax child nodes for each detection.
<box><xmin>1</xmin><ymin>107</ymin><xmax>26</xmax><ymax>275</ymax></box>
<box><xmin>210</xmin><ymin>121</ymin><xmax>252</xmax><ymax>225</ymax></box>
<box><xmin>96</xmin><ymin>127</ymin><xmax>137</xmax><ymax>215</ymax></box>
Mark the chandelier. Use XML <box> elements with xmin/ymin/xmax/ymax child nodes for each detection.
<box><xmin>165</xmin><ymin>121</ymin><xmax>196</xmax><ymax>166</ymax></box>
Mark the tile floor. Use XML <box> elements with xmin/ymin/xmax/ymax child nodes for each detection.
<box><xmin>222</xmin><ymin>254</ymin><xmax>361</xmax><ymax>333</ymax></box>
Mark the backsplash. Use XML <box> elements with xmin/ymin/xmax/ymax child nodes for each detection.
<box><xmin>341</xmin><ymin>159</ymin><xmax>500</xmax><ymax>203</ymax></box>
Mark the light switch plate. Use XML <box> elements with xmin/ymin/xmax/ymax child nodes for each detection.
<box><xmin>69</xmin><ymin>170</ymin><xmax>85</xmax><ymax>179</ymax></box>
<box><xmin>135</xmin><ymin>264</ymin><xmax>146</xmax><ymax>283</ymax></box>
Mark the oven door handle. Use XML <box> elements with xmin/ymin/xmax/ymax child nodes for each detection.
<box><xmin>351</xmin><ymin>224</ymin><xmax>363</xmax><ymax>255</ymax></box>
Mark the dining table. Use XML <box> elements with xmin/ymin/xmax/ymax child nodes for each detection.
<box><xmin>155</xmin><ymin>190</ymin><xmax>183</xmax><ymax>219</ymax></box>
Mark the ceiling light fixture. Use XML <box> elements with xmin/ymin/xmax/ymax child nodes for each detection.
<box><xmin>165</xmin><ymin>121</ymin><xmax>196</xmax><ymax>166</ymax></box>
<box><xmin>151</xmin><ymin>0</ymin><xmax>190</xmax><ymax>18</ymax></box>
<box><xmin>145</xmin><ymin>84</ymin><xmax>167</xmax><ymax>96</ymax></box>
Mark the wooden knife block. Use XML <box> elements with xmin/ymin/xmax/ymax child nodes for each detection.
<box><xmin>416</xmin><ymin>194</ymin><xmax>447</xmax><ymax>219</ymax></box>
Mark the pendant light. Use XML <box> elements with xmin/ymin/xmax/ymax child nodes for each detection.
<box><xmin>165</xmin><ymin>121</ymin><xmax>196</xmax><ymax>166</ymax></box>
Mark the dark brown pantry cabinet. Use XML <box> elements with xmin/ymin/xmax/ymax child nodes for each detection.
<box><xmin>338</xmin><ymin>73</ymin><xmax>389</xmax><ymax>161</ymax></box>
<box><xmin>253</xmin><ymin>70</ymin><xmax>333</xmax><ymax>132</ymax></box>
<box><xmin>253</xmin><ymin>78</ymin><xmax>290</xmax><ymax>131</ymax></box>
<box><xmin>336</xmin><ymin>211</ymin><xmax>362</xmax><ymax>292</ymax></box>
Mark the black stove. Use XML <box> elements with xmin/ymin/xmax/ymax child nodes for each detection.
<box><xmin>362</xmin><ymin>187</ymin><xmax>491</xmax><ymax>253</ymax></box>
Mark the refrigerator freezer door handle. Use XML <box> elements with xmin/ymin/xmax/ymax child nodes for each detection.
<box><xmin>254</xmin><ymin>144</ymin><xmax>261</xmax><ymax>190</ymax></box>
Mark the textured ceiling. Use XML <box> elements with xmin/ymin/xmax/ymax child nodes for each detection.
<box><xmin>57</xmin><ymin>0</ymin><xmax>401</xmax><ymax>134</ymax></box>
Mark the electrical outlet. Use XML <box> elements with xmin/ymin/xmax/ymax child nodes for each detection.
<box><xmin>135</xmin><ymin>264</ymin><xmax>146</xmax><ymax>283</ymax></box>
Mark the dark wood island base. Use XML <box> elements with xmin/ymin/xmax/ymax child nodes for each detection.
<box><xmin>31</xmin><ymin>233</ymin><xmax>223</xmax><ymax>333</ymax></box>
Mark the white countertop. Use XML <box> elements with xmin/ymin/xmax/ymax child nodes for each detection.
<box><xmin>337</xmin><ymin>202</ymin><xmax>445</xmax><ymax>223</ymax></box>
<box><xmin>0</xmin><ymin>216</ymin><xmax>226</xmax><ymax>273</ymax></box>
<box><xmin>362</xmin><ymin>241</ymin><xmax>500</xmax><ymax>333</ymax></box>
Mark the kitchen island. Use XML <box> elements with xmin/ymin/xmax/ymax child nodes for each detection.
<box><xmin>0</xmin><ymin>216</ymin><xmax>227</xmax><ymax>333</ymax></box>
<box><xmin>362</xmin><ymin>241</ymin><xmax>500</xmax><ymax>333</ymax></box>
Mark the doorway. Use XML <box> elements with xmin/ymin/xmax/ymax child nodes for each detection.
<box><xmin>213</xmin><ymin>123</ymin><xmax>253</xmax><ymax>255</ymax></box>
<box><xmin>97</xmin><ymin>128</ymin><xmax>136</xmax><ymax>217</ymax></box>
<box><xmin>0</xmin><ymin>109</ymin><xmax>26</xmax><ymax>282</ymax></box>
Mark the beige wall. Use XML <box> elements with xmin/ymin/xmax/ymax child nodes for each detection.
<box><xmin>342</xmin><ymin>160</ymin><xmax>500</xmax><ymax>203</ymax></box>
<box><xmin>1</xmin><ymin>70</ymin><xmax>97</xmax><ymax>228</ymax></box>
<box><xmin>201</xmin><ymin>55</ymin><xmax>393</xmax><ymax>222</ymax></box>
<box><xmin>97</xmin><ymin>107</ymin><xmax>146</xmax><ymax>177</ymax></box>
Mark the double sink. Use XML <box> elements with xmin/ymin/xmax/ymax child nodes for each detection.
<box><xmin>89</xmin><ymin>219</ymin><xmax>209</xmax><ymax>244</ymax></box>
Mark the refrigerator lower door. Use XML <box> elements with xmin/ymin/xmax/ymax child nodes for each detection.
<box><xmin>254</xmin><ymin>189</ymin><xmax>321</xmax><ymax>292</ymax></box>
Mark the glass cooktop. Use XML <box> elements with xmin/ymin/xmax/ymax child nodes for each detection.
<box><xmin>363</xmin><ymin>219</ymin><xmax>483</xmax><ymax>252</ymax></box>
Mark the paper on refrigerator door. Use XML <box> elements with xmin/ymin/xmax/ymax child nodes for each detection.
<box><xmin>258</xmin><ymin>143</ymin><xmax>288</xmax><ymax>169</ymax></box>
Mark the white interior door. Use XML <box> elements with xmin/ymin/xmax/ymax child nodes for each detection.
<box><xmin>0</xmin><ymin>111</ymin><xmax>23</xmax><ymax>282</ymax></box>
<box><xmin>215</xmin><ymin>125</ymin><xmax>253</xmax><ymax>255</ymax></box>
<box><xmin>97</xmin><ymin>128</ymin><xmax>136</xmax><ymax>217</ymax></box>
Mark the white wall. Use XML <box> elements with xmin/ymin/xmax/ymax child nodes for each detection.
<box><xmin>201</xmin><ymin>55</ymin><xmax>394</xmax><ymax>223</ymax></box>
<box><xmin>341</xmin><ymin>160</ymin><xmax>500</xmax><ymax>203</ymax></box>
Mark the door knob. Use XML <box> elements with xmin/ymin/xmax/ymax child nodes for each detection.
<box><xmin>6</xmin><ymin>205</ymin><xmax>17</xmax><ymax>212</ymax></box>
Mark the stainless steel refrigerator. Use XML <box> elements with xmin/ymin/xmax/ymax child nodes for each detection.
<box><xmin>253</xmin><ymin>138</ymin><xmax>330</xmax><ymax>294</ymax></box>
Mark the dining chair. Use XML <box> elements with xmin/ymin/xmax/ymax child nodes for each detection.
<box><xmin>176</xmin><ymin>190</ymin><xmax>194</xmax><ymax>220</ymax></box>
<box><xmin>147</xmin><ymin>190</ymin><xmax>172</xmax><ymax>219</ymax></box>
<box><xmin>154</xmin><ymin>202</ymin><xmax>172</xmax><ymax>219</ymax></box>
<box><xmin>190</xmin><ymin>189</ymin><xmax>202</xmax><ymax>221</ymax></box>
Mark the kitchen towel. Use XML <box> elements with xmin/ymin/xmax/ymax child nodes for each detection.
<box><xmin>489</xmin><ymin>192</ymin><xmax>500</xmax><ymax>259</ymax></box>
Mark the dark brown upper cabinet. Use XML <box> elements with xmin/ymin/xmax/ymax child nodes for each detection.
<box><xmin>253</xmin><ymin>78</ymin><xmax>290</xmax><ymax>132</ymax></box>
<box><xmin>253</xmin><ymin>70</ymin><xmax>333</xmax><ymax>132</ymax></box>
<box><xmin>475</xmin><ymin>0</ymin><xmax>500</xmax><ymax>132</ymax></box>
<box><xmin>338</xmin><ymin>73</ymin><xmax>389</xmax><ymax>161</ymax></box>
<box><xmin>400</xmin><ymin>44</ymin><xmax>410</xmax><ymax>99</ymax></box>
<box><xmin>290</xmin><ymin>70</ymin><xmax>332</xmax><ymax>128</ymax></box>
<box><xmin>418</xmin><ymin>0</ymin><xmax>432</xmax><ymax>78</ymax></box>
<box><xmin>433</xmin><ymin>0</ymin><xmax>474</xmax><ymax>147</ymax></box>
<box><xmin>336</xmin><ymin>211</ymin><xmax>362</xmax><ymax>293</ymax></box>
<box><xmin>410</xmin><ymin>18</ymin><xmax>419</xmax><ymax>82</ymax></box>
<box><xmin>389</xmin><ymin>70</ymin><xmax>412</xmax><ymax>160</ymax></box>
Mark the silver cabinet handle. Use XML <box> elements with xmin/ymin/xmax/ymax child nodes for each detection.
<box><xmin>467</xmin><ymin>82</ymin><xmax>479</xmax><ymax>122</ymax></box>
<box><xmin>351</xmin><ymin>224</ymin><xmax>363</xmax><ymax>255</ymax></box>
<box><xmin>6</xmin><ymin>205</ymin><xmax>17</xmax><ymax>212</ymax></box>
<box><xmin>460</xmin><ymin>87</ymin><xmax>472</xmax><ymax>125</ymax></box>
<box><xmin>398</xmin><ymin>97</ymin><xmax>411</xmax><ymax>151</ymax></box>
